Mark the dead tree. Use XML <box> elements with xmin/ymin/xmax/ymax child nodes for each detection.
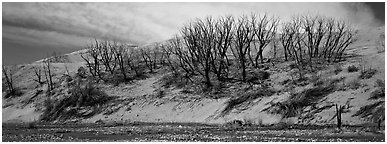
<box><xmin>280</xmin><ymin>22</ymin><xmax>296</xmax><ymax>61</ymax></box>
<box><xmin>113</xmin><ymin>43</ymin><xmax>129</xmax><ymax>80</ymax></box>
<box><xmin>140</xmin><ymin>47</ymin><xmax>156</xmax><ymax>73</ymax></box>
<box><xmin>322</xmin><ymin>19</ymin><xmax>355</xmax><ymax>62</ymax></box>
<box><xmin>81</xmin><ymin>39</ymin><xmax>103</xmax><ymax>81</ymax></box>
<box><xmin>212</xmin><ymin>15</ymin><xmax>234</xmax><ymax>80</ymax></box>
<box><xmin>335</xmin><ymin>104</ymin><xmax>343</xmax><ymax>130</ymax></box>
<box><xmin>32</xmin><ymin>66</ymin><xmax>45</xmax><ymax>84</ymax></box>
<box><xmin>252</xmin><ymin>13</ymin><xmax>279</xmax><ymax>66</ymax></box>
<box><xmin>126</xmin><ymin>47</ymin><xmax>144</xmax><ymax>77</ymax></box>
<box><xmin>160</xmin><ymin>42</ymin><xmax>178</xmax><ymax>74</ymax></box>
<box><xmin>232</xmin><ymin>15</ymin><xmax>255</xmax><ymax>82</ymax></box>
<box><xmin>100</xmin><ymin>41</ymin><xmax>117</xmax><ymax>74</ymax></box>
<box><xmin>43</xmin><ymin>58</ymin><xmax>54</xmax><ymax>92</ymax></box>
<box><xmin>2</xmin><ymin>65</ymin><xmax>15</xmax><ymax>94</ymax></box>
<box><xmin>180</xmin><ymin>17</ymin><xmax>215</xmax><ymax>87</ymax></box>
<box><xmin>302</xmin><ymin>16</ymin><xmax>326</xmax><ymax>61</ymax></box>
<box><xmin>287</xmin><ymin>16</ymin><xmax>305</xmax><ymax>66</ymax></box>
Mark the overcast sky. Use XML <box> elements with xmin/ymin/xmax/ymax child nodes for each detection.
<box><xmin>2</xmin><ymin>2</ymin><xmax>385</xmax><ymax>65</ymax></box>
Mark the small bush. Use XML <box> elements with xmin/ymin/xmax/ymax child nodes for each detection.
<box><xmin>254</xmin><ymin>70</ymin><xmax>270</xmax><ymax>80</ymax></box>
<box><xmin>291</xmin><ymin>76</ymin><xmax>309</xmax><ymax>87</ymax></box>
<box><xmin>369</xmin><ymin>88</ymin><xmax>384</xmax><ymax>100</ymax></box>
<box><xmin>225</xmin><ymin>119</ymin><xmax>244</xmax><ymax>127</ymax></box>
<box><xmin>310</xmin><ymin>74</ymin><xmax>324</xmax><ymax>86</ymax></box>
<box><xmin>77</xmin><ymin>67</ymin><xmax>88</xmax><ymax>78</ymax></box>
<box><xmin>155</xmin><ymin>90</ymin><xmax>165</xmax><ymax>98</ymax></box>
<box><xmin>359</xmin><ymin>68</ymin><xmax>377</xmax><ymax>79</ymax></box>
<box><xmin>375</xmin><ymin>79</ymin><xmax>384</xmax><ymax>88</ymax></box>
<box><xmin>257</xmin><ymin>118</ymin><xmax>263</xmax><ymax>126</ymax></box>
<box><xmin>334</xmin><ymin>64</ymin><xmax>343</xmax><ymax>75</ymax></box>
<box><xmin>27</xmin><ymin>122</ymin><xmax>38</xmax><ymax>129</ymax></box>
<box><xmin>160</xmin><ymin>73</ymin><xmax>190</xmax><ymax>89</ymax></box>
<box><xmin>246</xmin><ymin>70</ymin><xmax>270</xmax><ymax>84</ymax></box>
<box><xmin>289</xmin><ymin>63</ymin><xmax>297</xmax><ymax>69</ymax></box>
<box><xmin>347</xmin><ymin>65</ymin><xmax>358</xmax><ymax>73</ymax></box>
<box><xmin>3</xmin><ymin>88</ymin><xmax>23</xmax><ymax>98</ymax></box>
<box><xmin>347</xmin><ymin>79</ymin><xmax>361</xmax><ymax>90</ymax></box>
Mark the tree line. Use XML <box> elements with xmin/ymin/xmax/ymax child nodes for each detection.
<box><xmin>75</xmin><ymin>13</ymin><xmax>356</xmax><ymax>88</ymax></box>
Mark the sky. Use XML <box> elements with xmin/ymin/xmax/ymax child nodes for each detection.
<box><xmin>2</xmin><ymin>2</ymin><xmax>385</xmax><ymax>65</ymax></box>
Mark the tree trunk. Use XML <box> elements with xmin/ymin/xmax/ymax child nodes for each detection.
<box><xmin>336</xmin><ymin>104</ymin><xmax>342</xmax><ymax>130</ymax></box>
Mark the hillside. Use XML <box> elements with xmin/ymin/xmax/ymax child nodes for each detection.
<box><xmin>2</xmin><ymin>26</ymin><xmax>385</xmax><ymax>130</ymax></box>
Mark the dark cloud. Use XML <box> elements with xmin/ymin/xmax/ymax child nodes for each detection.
<box><xmin>364</xmin><ymin>2</ymin><xmax>385</xmax><ymax>26</ymax></box>
<box><xmin>2</xmin><ymin>2</ymin><xmax>383</xmax><ymax>65</ymax></box>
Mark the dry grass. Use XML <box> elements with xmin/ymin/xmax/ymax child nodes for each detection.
<box><xmin>222</xmin><ymin>88</ymin><xmax>276</xmax><ymax>115</ymax></box>
<box><xmin>347</xmin><ymin>79</ymin><xmax>362</xmax><ymax>90</ymax></box>
<box><xmin>41</xmin><ymin>78</ymin><xmax>113</xmax><ymax>121</ymax></box>
<box><xmin>359</xmin><ymin>67</ymin><xmax>377</xmax><ymax>79</ymax></box>
<box><xmin>266</xmin><ymin>85</ymin><xmax>335</xmax><ymax>118</ymax></box>
<box><xmin>353</xmin><ymin>79</ymin><xmax>385</xmax><ymax>123</ymax></box>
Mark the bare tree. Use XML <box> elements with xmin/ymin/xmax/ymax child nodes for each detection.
<box><xmin>302</xmin><ymin>15</ymin><xmax>326</xmax><ymax>62</ymax></box>
<box><xmin>212</xmin><ymin>15</ymin><xmax>234</xmax><ymax>80</ymax></box>
<box><xmin>322</xmin><ymin>19</ymin><xmax>355</xmax><ymax>62</ymax></box>
<box><xmin>2</xmin><ymin>65</ymin><xmax>15</xmax><ymax>95</ymax></box>
<box><xmin>100</xmin><ymin>41</ymin><xmax>117</xmax><ymax>74</ymax></box>
<box><xmin>160</xmin><ymin>41</ymin><xmax>178</xmax><ymax>74</ymax></box>
<box><xmin>286</xmin><ymin>16</ymin><xmax>305</xmax><ymax>65</ymax></box>
<box><xmin>81</xmin><ymin>39</ymin><xmax>103</xmax><ymax>81</ymax></box>
<box><xmin>252</xmin><ymin>13</ymin><xmax>279</xmax><ymax>66</ymax></box>
<box><xmin>180</xmin><ymin>17</ymin><xmax>216</xmax><ymax>87</ymax></box>
<box><xmin>126</xmin><ymin>47</ymin><xmax>144</xmax><ymax>77</ymax></box>
<box><xmin>232</xmin><ymin>15</ymin><xmax>255</xmax><ymax>82</ymax></box>
<box><xmin>113</xmin><ymin>43</ymin><xmax>129</xmax><ymax>80</ymax></box>
<box><xmin>43</xmin><ymin>58</ymin><xmax>54</xmax><ymax>92</ymax></box>
<box><xmin>280</xmin><ymin>22</ymin><xmax>296</xmax><ymax>61</ymax></box>
<box><xmin>140</xmin><ymin>47</ymin><xmax>156</xmax><ymax>73</ymax></box>
<box><xmin>32</xmin><ymin>65</ymin><xmax>45</xmax><ymax>84</ymax></box>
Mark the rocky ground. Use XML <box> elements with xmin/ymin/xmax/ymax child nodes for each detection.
<box><xmin>2</xmin><ymin>122</ymin><xmax>384</xmax><ymax>142</ymax></box>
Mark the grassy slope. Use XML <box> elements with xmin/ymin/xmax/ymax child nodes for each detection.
<box><xmin>2</xmin><ymin>27</ymin><xmax>385</xmax><ymax>126</ymax></box>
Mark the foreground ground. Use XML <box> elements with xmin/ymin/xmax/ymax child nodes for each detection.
<box><xmin>2</xmin><ymin>122</ymin><xmax>384</xmax><ymax>142</ymax></box>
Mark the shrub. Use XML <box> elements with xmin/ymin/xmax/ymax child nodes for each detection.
<box><xmin>347</xmin><ymin>79</ymin><xmax>361</xmax><ymax>90</ymax></box>
<box><xmin>310</xmin><ymin>73</ymin><xmax>324</xmax><ymax>86</ymax></box>
<box><xmin>347</xmin><ymin>65</ymin><xmax>358</xmax><ymax>73</ymax></box>
<box><xmin>27</xmin><ymin>122</ymin><xmax>37</xmax><ymax>129</ymax></box>
<box><xmin>155</xmin><ymin>90</ymin><xmax>165</xmax><ymax>98</ymax></box>
<box><xmin>369</xmin><ymin>80</ymin><xmax>384</xmax><ymax>100</ymax></box>
<box><xmin>3</xmin><ymin>88</ymin><xmax>23</xmax><ymax>98</ymax></box>
<box><xmin>160</xmin><ymin>72</ymin><xmax>190</xmax><ymax>89</ymax></box>
<box><xmin>225</xmin><ymin>119</ymin><xmax>244</xmax><ymax>128</ymax></box>
<box><xmin>333</xmin><ymin>64</ymin><xmax>343</xmax><ymax>75</ymax></box>
<box><xmin>289</xmin><ymin>63</ymin><xmax>297</xmax><ymax>69</ymax></box>
<box><xmin>77</xmin><ymin>67</ymin><xmax>88</xmax><ymax>78</ymax></box>
<box><xmin>375</xmin><ymin>79</ymin><xmax>384</xmax><ymax>88</ymax></box>
<box><xmin>41</xmin><ymin>80</ymin><xmax>113</xmax><ymax>121</ymax></box>
<box><xmin>254</xmin><ymin>70</ymin><xmax>270</xmax><ymax>80</ymax></box>
<box><xmin>369</xmin><ymin>88</ymin><xmax>384</xmax><ymax>100</ymax></box>
<box><xmin>246</xmin><ymin>70</ymin><xmax>270</xmax><ymax>84</ymax></box>
<box><xmin>359</xmin><ymin>67</ymin><xmax>377</xmax><ymax>79</ymax></box>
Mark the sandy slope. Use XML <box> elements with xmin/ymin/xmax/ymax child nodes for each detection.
<box><xmin>2</xmin><ymin>26</ymin><xmax>385</xmax><ymax>126</ymax></box>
